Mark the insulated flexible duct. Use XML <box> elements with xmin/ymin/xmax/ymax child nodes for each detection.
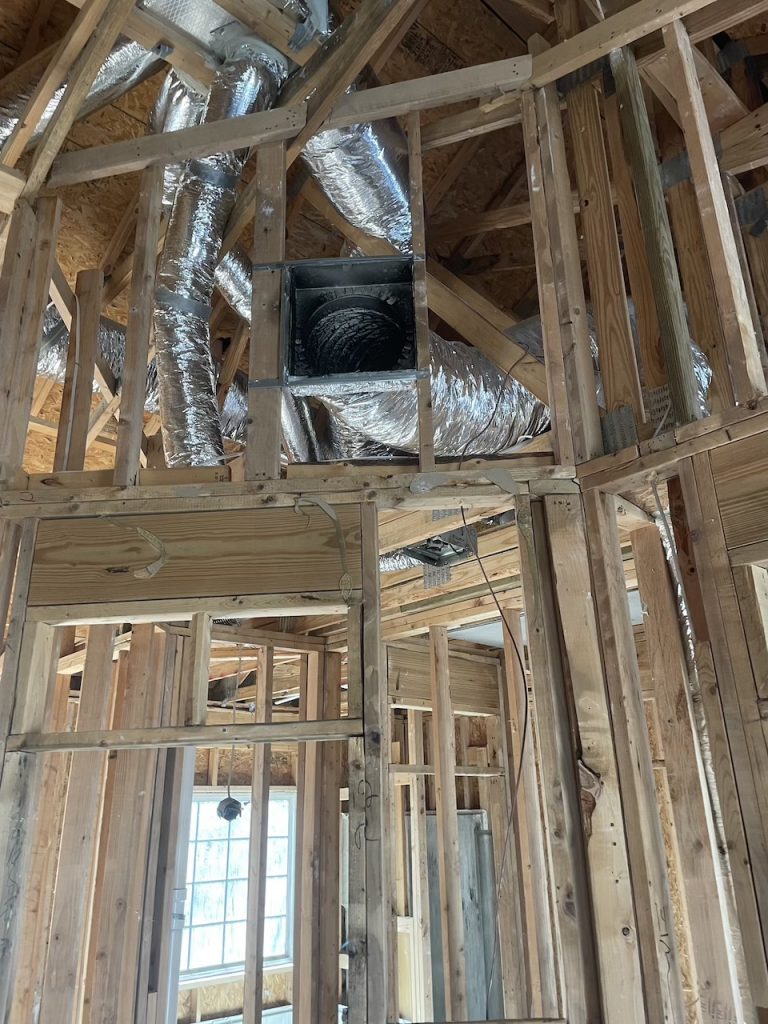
<box><xmin>0</xmin><ymin>38</ymin><xmax>167</xmax><ymax>149</ymax></box>
<box><xmin>24</xmin><ymin>29</ymin><xmax>709</xmax><ymax>462</ymax></box>
<box><xmin>152</xmin><ymin>40</ymin><xmax>286</xmax><ymax>466</ymax></box>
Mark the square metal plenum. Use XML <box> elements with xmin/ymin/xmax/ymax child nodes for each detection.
<box><xmin>281</xmin><ymin>255</ymin><xmax>423</xmax><ymax>399</ymax></box>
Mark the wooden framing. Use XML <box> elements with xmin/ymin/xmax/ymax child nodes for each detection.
<box><xmin>7</xmin><ymin>4</ymin><xmax>768</xmax><ymax>1023</ymax></box>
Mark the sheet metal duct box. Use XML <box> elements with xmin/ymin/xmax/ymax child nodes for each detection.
<box><xmin>281</xmin><ymin>255</ymin><xmax>423</xmax><ymax>398</ymax></box>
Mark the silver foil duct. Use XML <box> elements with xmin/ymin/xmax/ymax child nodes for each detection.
<box><xmin>379</xmin><ymin>551</ymin><xmax>424</xmax><ymax>573</ymax></box>
<box><xmin>150</xmin><ymin>71</ymin><xmax>207</xmax><ymax>205</ymax></box>
<box><xmin>38</xmin><ymin>304</ymin><xmax>160</xmax><ymax>408</ymax></box>
<box><xmin>0</xmin><ymin>38</ymin><xmax>166</xmax><ymax>148</ymax></box>
<box><xmin>300</xmin><ymin>113</ymin><xmax>413</xmax><ymax>254</ymax></box>
<box><xmin>152</xmin><ymin>43</ymin><xmax>286</xmax><ymax>467</ymax></box>
<box><xmin>324</xmin><ymin>332</ymin><xmax>549</xmax><ymax>458</ymax></box>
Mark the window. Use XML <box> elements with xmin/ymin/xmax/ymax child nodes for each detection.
<box><xmin>180</xmin><ymin>789</ymin><xmax>296</xmax><ymax>981</ymax></box>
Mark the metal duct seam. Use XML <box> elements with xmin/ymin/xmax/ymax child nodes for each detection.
<box><xmin>152</xmin><ymin>40</ymin><xmax>287</xmax><ymax>467</ymax></box>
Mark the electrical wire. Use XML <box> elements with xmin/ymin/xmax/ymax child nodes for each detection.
<box><xmin>225</xmin><ymin>650</ymin><xmax>243</xmax><ymax>802</ymax></box>
<box><xmin>452</xmin><ymin>369</ymin><xmax>532</xmax><ymax>1016</ymax></box>
<box><xmin>459</xmin><ymin>505</ymin><xmax>530</xmax><ymax>1016</ymax></box>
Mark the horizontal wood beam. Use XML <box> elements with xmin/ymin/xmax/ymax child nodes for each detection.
<box><xmin>8</xmin><ymin>717</ymin><xmax>363</xmax><ymax>752</ymax></box>
<box><xmin>389</xmin><ymin>763</ymin><xmax>504</xmax><ymax>778</ymax></box>
<box><xmin>322</xmin><ymin>55</ymin><xmax>532</xmax><ymax>131</ymax></box>
<box><xmin>47</xmin><ymin>105</ymin><xmax>306</xmax><ymax>188</ymax></box>
<box><xmin>421</xmin><ymin>96</ymin><xmax>524</xmax><ymax>150</ymax></box>
<box><xmin>44</xmin><ymin>1</ymin><xmax>745</xmax><ymax>191</ymax></box>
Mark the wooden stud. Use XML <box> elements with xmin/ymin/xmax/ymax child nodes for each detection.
<box><xmin>545</xmin><ymin>493</ymin><xmax>646</xmax><ymax>1023</ymax></box>
<box><xmin>316</xmin><ymin>651</ymin><xmax>343</xmax><ymax>1023</ymax></box>
<box><xmin>10</xmin><ymin>628</ymin><xmax>74</xmax><ymax>1024</ymax></box>
<box><xmin>569</xmin><ymin>81</ymin><xmax>644</xmax><ymax>424</ymax></box>
<box><xmin>406</xmin><ymin>111</ymin><xmax>435</xmax><ymax>473</ymax></box>
<box><xmin>631</xmin><ymin>524</ymin><xmax>747</xmax><ymax>1023</ymax></box>
<box><xmin>523</xmin><ymin>37</ymin><xmax>602</xmax><ymax>464</ymax></box>
<box><xmin>37</xmin><ymin>625</ymin><xmax>117</xmax><ymax>1024</ymax></box>
<box><xmin>476</xmin><ymin>719</ymin><xmax>527</xmax><ymax>1018</ymax></box>
<box><xmin>84</xmin><ymin>626</ymin><xmax>169</xmax><ymax>1022</ymax></box>
<box><xmin>603</xmin><ymin>90</ymin><xmax>665</xmax><ymax>390</ymax></box>
<box><xmin>114</xmin><ymin>164</ymin><xmax>164</xmax><ymax>487</ymax></box>
<box><xmin>583</xmin><ymin>489</ymin><xmax>687</xmax><ymax>1024</ymax></box>
<box><xmin>521</xmin><ymin>89</ymin><xmax>574</xmax><ymax>466</ymax></box>
<box><xmin>346</xmin><ymin>608</ymin><xmax>367</xmax><ymax>1023</ymax></box>
<box><xmin>499</xmin><ymin>606</ymin><xmax>556</xmax><ymax>1019</ymax></box>
<box><xmin>678</xmin><ymin>455</ymin><xmax>768</xmax><ymax>993</ymax></box>
<box><xmin>54</xmin><ymin>268</ymin><xmax>103</xmax><ymax>472</ymax></box>
<box><xmin>243</xmin><ymin>646</ymin><xmax>274</xmax><ymax>1024</ymax></box>
<box><xmin>406</xmin><ymin>709</ymin><xmax>434</xmax><ymax>1021</ymax></box>
<box><xmin>360</xmin><ymin>502</ymin><xmax>390</xmax><ymax>1024</ymax></box>
<box><xmin>516</xmin><ymin>494</ymin><xmax>597</xmax><ymax>1024</ymax></box>
<box><xmin>294</xmin><ymin>650</ymin><xmax>323</xmax><ymax>1024</ymax></box>
<box><xmin>663</xmin><ymin>19</ymin><xmax>766</xmax><ymax>405</ymax></box>
<box><xmin>246</xmin><ymin>142</ymin><xmax>286</xmax><ymax>481</ymax></box>
<box><xmin>0</xmin><ymin>197</ymin><xmax>61</xmax><ymax>477</ymax></box>
<box><xmin>182</xmin><ymin>612</ymin><xmax>213</xmax><ymax>726</ymax></box>
<box><xmin>429</xmin><ymin>624</ymin><xmax>468</xmax><ymax>1021</ymax></box>
<box><xmin>655</xmin><ymin>106</ymin><xmax>734</xmax><ymax>413</ymax></box>
<box><xmin>0</xmin><ymin>594</ymin><xmax>57</xmax><ymax>1020</ymax></box>
<box><xmin>609</xmin><ymin>45</ymin><xmax>701</xmax><ymax>425</ymax></box>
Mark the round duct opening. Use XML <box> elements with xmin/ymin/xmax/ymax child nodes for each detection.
<box><xmin>304</xmin><ymin>294</ymin><xmax>405</xmax><ymax>375</ymax></box>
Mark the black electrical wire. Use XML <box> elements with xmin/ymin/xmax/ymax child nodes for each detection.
<box><xmin>451</xmin><ymin>354</ymin><xmax>534</xmax><ymax>1016</ymax></box>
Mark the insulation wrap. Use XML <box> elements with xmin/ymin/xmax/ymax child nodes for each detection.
<box><xmin>152</xmin><ymin>42</ymin><xmax>286</xmax><ymax>467</ymax></box>
<box><xmin>300</xmin><ymin>113</ymin><xmax>413</xmax><ymax>254</ymax></box>
<box><xmin>0</xmin><ymin>38</ymin><xmax>166</xmax><ymax>148</ymax></box>
<box><xmin>324</xmin><ymin>332</ymin><xmax>550</xmax><ymax>458</ymax></box>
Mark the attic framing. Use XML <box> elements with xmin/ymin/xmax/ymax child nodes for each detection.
<box><xmin>3</xmin><ymin>0</ymin><xmax>768</xmax><ymax>1022</ymax></box>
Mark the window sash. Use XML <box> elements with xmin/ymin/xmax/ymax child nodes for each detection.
<box><xmin>180</xmin><ymin>787</ymin><xmax>296</xmax><ymax>982</ymax></box>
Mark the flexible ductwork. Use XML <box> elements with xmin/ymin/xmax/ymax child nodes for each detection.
<box><xmin>23</xmin><ymin>27</ymin><xmax>709</xmax><ymax>465</ymax></box>
<box><xmin>324</xmin><ymin>331</ymin><xmax>549</xmax><ymax>457</ymax></box>
<box><xmin>0</xmin><ymin>37</ymin><xmax>166</xmax><ymax>149</ymax></box>
<box><xmin>301</xmin><ymin>108</ymin><xmax>413</xmax><ymax>254</ymax></box>
<box><xmin>152</xmin><ymin>40</ymin><xmax>286</xmax><ymax>466</ymax></box>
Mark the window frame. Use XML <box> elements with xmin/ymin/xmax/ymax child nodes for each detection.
<box><xmin>179</xmin><ymin>785</ymin><xmax>297</xmax><ymax>986</ymax></box>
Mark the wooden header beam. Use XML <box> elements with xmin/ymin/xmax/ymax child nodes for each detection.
<box><xmin>7</xmin><ymin>718</ymin><xmax>362</xmax><ymax>753</ymax></box>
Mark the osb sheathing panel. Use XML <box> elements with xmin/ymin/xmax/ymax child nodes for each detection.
<box><xmin>193</xmin><ymin>746</ymin><xmax>297</xmax><ymax>788</ymax></box>
<box><xmin>176</xmin><ymin>972</ymin><xmax>292</xmax><ymax>1022</ymax></box>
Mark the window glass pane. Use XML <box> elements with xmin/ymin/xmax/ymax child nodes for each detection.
<box><xmin>191</xmin><ymin>881</ymin><xmax>225</xmax><ymax>926</ymax></box>
<box><xmin>188</xmin><ymin>924</ymin><xmax>223</xmax><ymax>969</ymax></box>
<box><xmin>197</xmin><ymin>800</ymin><xmax>229</xmax><ymax>840</ymax></box>
<box><xmin>268</xmin><ymin>799</ymin><xmax>290</xmax><ymax>837</ymax></box>
<box><xmin>227</xmin><ymin>839</ymin><xmax>249</xmax><ymax>880</ymax></box>
<box><xmin>264</xmin><ymin>917</ymin><xmax>286</xmax><ymax>959</ymax></box>
<box><xmin>267</xmin><ymin>837</ymin><xmax>288</xmax><ymax>876</ymax></box>
<box><xmin>229</xmin><ymin>804</ymin><xmax>251</xmax><ymax>839</ymax></box>
<box><xmin>264</xmin><ymin>876</ymin><xmax>287</xmax><ymax>917</ymax></box>
<box><xmin>182</xmin><ymin>791</ymin><xmax>295</xmax><ymax>979</ymax></box>
<box><xmin>194</xmin><ymin>840</ymin><xmax>228</xmax><ymax>882</ymax></box>
<box><xmin>224</xmin><ymin>921</ymin><xmax>247</xmax><ymax>964</ymax></box>
<box><xmin>225</xmin><ymin>879</ymin><xmax>248</xmax><ymax>921</ymax></box>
